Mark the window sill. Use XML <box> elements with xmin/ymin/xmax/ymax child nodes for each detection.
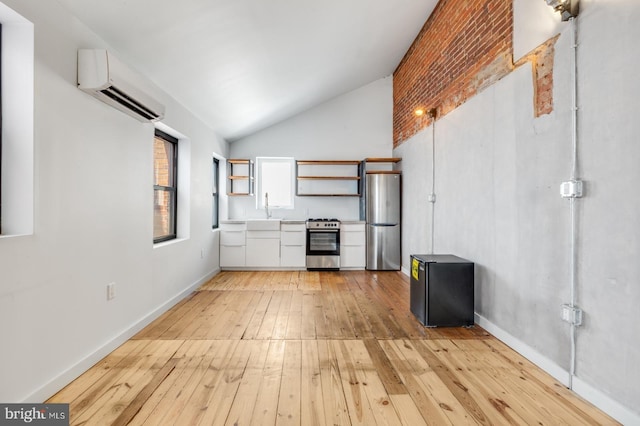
<box><xmin>153</xmin><ymin>237</ymin><xmax>188</xmax><ymax>249</ymax></box>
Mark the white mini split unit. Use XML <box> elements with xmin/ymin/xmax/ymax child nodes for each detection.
<box><xmin>77</xmin><ymin>49</ymin><xmax>165</xmax><ymax>122</ymax></box>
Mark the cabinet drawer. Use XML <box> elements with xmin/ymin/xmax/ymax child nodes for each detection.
<box><xmin>280</xmin><ymin>246</ymin><xmax>306</xmax><ymax>267</ymax></box>
<box><xmin>281</xmin><ymin>230</ymin><xmax>305</xmax><ymax>246</ymax></box>
<box><xmin>246</xmin><ymin>230</ymin><xmax>280</xmax><ymax>239</ymax></box>
<box><xmin>281</xmin><ymin>223</ymin><xmax>305</xmax><ymax>232</ymax></box>
<box><xmin>221</xmin><ymin>230</ymin><xmax>245</xmax><ymax>246</ymax></box>
<box><xmin>220</xmin><ymin>223</ymin><xmax>246</xmax><ymax>231</ymax></box>
<box><xmin>340</xmin><ymin>245</ymin><xmax>366</xmax><ymax>268</ymax></box>
<box><xmin>341</xmin><ymin>230</ymin><xmax>365</xmax><ymax>246</ymax></box>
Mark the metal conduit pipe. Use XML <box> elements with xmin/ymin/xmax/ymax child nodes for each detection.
<box><xmin>428</xmin><ymin>108</ymin><xmax>437</xmax><ymax>254</ymax></box>
<box><xmin>568</xmin><ymin>15</ymin><xmax>579</xmax><ymax>390</ymax></box>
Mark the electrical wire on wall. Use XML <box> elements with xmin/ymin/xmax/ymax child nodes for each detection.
<box><xmin>428</xmin><ymin>108</ymin><xmax>437</xmax><ymax>254</ymax></box>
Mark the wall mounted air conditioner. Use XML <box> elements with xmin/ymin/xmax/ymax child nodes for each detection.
<box><xmin>77</xmin><ymin>49</ymin><xmax>165</xmax><ymax>122</ymax></box>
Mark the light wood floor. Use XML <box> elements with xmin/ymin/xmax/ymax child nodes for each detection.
<box><xmin>48</xmin><ymin>271</ymin><xmax>618</xmax><ymax>425</ymax></box>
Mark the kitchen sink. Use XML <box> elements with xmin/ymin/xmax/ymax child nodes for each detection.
<box><xmin>246</xmin><ymin>219</ymin><xmax>281</xmax><ymax>230</ymax></box>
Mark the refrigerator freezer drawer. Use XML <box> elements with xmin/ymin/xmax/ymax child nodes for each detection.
<box><xmin>366</xmin><ymin>224</ymin><xmax>400</xmax><ymax>270</ymax></box>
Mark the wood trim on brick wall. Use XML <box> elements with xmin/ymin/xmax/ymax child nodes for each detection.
<box><xmin>393</xmin><ymin>0</ymin><xmax>559</xmax><ymax>147</ymax></box>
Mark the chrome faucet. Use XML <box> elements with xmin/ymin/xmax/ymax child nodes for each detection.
<box><xmin>264</xmin><ymin>192</ymin><xmax>271</xmax><ymax>218</ymax></box>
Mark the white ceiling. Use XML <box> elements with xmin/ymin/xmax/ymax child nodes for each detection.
<box><xmin>57</xmin><ymin>0</ymin><xmax>438</xmax><ymax>141</ymax></box>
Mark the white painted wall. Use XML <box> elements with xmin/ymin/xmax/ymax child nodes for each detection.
<box><xmin>395</xmin><ymin>1</ymin><xmax>640</xmax><ymax>423</ymax></box>
<box><xmin>0</xmin><ymin>0</ymin><xmax>227</xmax><ymax>402</ymax></box>
<box><xmin>229</xmin><ymin>77</ymin><xmax>393</xmax><ymax>221</ymax></box>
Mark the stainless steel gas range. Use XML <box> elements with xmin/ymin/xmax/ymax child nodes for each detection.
<box><xmin>306</xmin><ymin>218</ymin><xmax>340</xmax><ymax>270</ymax></box>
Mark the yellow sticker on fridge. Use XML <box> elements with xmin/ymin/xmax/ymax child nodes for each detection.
<box><xmin>411</xmin><ymin>258</ymin><xmax>419</xmax><ymax>281</ymax></box>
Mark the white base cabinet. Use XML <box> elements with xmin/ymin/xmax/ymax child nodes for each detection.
<box><xmin>220</xmin><ymin>223</ymin><xmax>247</xmax><ymax>267</ymax></box>
<box><xmin>280</xmin><ymin>223</ymin><xmax>306</xmax><ymax>267</ymax></box>
<box><xmin>340</xmin><ymin>222</ymin><xmax>366</xmax><ymax>269</ymax></box>
<box><xmin>246</xmin><ymin>231</ymin><xmax>281</xmax><ymax>267</ymax></box>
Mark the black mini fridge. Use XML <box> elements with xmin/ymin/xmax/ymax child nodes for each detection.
<box><xmin>410</xmin><ymin>254</ymin><xmax>474</xmax><ymax>327</ymax></box>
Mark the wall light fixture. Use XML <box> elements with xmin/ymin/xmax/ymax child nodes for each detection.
<box><xmin>545</xmin><ymin>0</ymin><xmax>579</xmax><ymax>21</ymax></box>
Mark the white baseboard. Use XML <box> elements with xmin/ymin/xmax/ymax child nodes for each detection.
<box><xmin>24</xmin><ymin>267</ymin><xmax>220</xmax><ymax>403</ymax></box>
<box><xmin>475</xmin><ymin>313</ymin><xmax>640</xmax><ymax>425</ymax></box>
<box><xmin>572</xmin><ymin>376</ymin><xmax>640</xmax><ymax>426</ymax></box>
<box><xmin>474</xmin><ymin>313</ymin><xmax>570</xmax><ymax>385</ymax></box>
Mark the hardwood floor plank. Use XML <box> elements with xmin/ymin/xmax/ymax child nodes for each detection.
<box><xmin>133</xmin><ymin>340</ymin><xmax>220</xmax><ymax>425</ymax></box>
<box><xmin>249</xmin><ymin>340</ymin><xmax>286</xmax><ymax>425</ymax></box>
<box><xmin>332</xmin><ymin>340</ymin><xmax>378</xmax><ymax>425</ymax></box>
<box><xmin>312</xmin><ymin>291</ymin><xmax>329</xmax><ymax>339</ymax></box>
<box><xmin>242</xmin><ymin>290</ymin><xmax>274</xmax><ymax>340</ymax></box>
<box><xmin>132</xmin><ymin>293</ymin><xmax>199</xmax><ymax>339</ymax></box>
<box><xmin>196</xmin><ymin>340</ymin><xmax>254</xmax><ymax>426</ymax></box>
<box><xmin>379</xmin><ymin>340</ymin><xmax>459</xmax><ymax>425</ymax></box>
<box><xmin>389</xmin><ymin>394</ymin><xmax>428</xmax><ymax>426</ymax></box>
<box><xmin>224</xmin><ymin>340</ymin><xmax>271</xmax><ymax>425</ymax></box>
<box><xmin>273</xmin><ymin>290</ymin><xmax>294</xmax><ymax>340</ymax></box>
<box><xmin>170</xmin><ymin>340</ymin><xmax>240</xmax><ymax>425</ymax></box>
<box><xmin>317</xmin><ymin>340</ymin><xmax>351</xmax><ymax>426</ymax></box>
<box><xmin>362</xmin><ymin>339</ymin><xmax>407</xmax><ymax>396</ymax></box>
<box><xmin>323</xmin><ymin>274</ymin><xmax>356</xmax><ymax>338</ymax></box>
<box><xmin>72</xmin><ymin>340</ymin><xmax>183</xmax><ymax>425</ymax></box>
<box><xmin>301</xmin><ymin>340</ymin><xmax>326</xmax><ymax>426</ymax></box>
<box><xmin>480</xmin><ymin>339</ymin><xmax>617</xmax><ymax>425</ymax></box>
<box><xmin>412</xmin><ymin>339</ymin><xmax>510</xmax><ymax>425</ymax></box>
<box><xmin>276</xmin><ymin>340</ymin><xmax>302</xmax><ymax>425</ymax></box>
<box><xmin>47</xmin><ymin>339</ymin><xmax>149</xmax><ymax>405</ymax></box>
<box><xmin>285</xmin><ymin>290</ymin><xmax>303</xmax><ymax>339</ymax></box>
<box><xmin>301</xmin><ymin>291</ymin><xmax>318</xmax><ymax>339</ymax></box>
<box><xmin>111</xmin><ymin>357</ymin><xmax>178</xmax><ymax>426</ymax></box>
<box><xmin>341</xmin><ymin>340</ymin><xmax>403</xmax><ymax>426</ymax></box>
<box><xmin>255</xmin><ymin>290</ymin><xmax>285</xmax><ymax>339</ymax></box>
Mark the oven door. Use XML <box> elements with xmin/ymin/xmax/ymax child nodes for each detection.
<box><xmin>306</xmin><ymin>229</ymin><xmax>340</xmax><ymax>255</ymax></box>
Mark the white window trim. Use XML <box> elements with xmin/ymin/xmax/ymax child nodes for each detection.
<box><xmin>0</xmin><ymin>3</ymin><xmax>34</xmax><ymax>237</ymax></box>
<box><xmin>255</xmin><ymin>157</ymin><xmax>295</xmax><ymax>210</ymax></box>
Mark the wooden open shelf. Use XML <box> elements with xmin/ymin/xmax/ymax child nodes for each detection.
<box><xmin>227</xmin><ymin>159</ymin><xmax>254</xmax><ymax>196</ymax></box>
<box><xmin>296</xmin><ymin>160</ymin><xmax>362</xmax><ymax>196</ymax></box>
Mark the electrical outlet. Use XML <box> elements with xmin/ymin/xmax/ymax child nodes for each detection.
<box><xmin>561</xmin><ymin>304</ymin><xmax>582</xmax><ymax>326</ymax></box>
<box><xmin>107</xmin><ymin>282</ymin><xmax>115</xmax><ymax>301</ymax></box>
<box><xmin>200</xmin><ymin>249</ymin><xmax>204</xmax><ymax>259</ymax></box>
<box><xmin>428</xmin><ymin>193</ymin><xmax>436</xmax><ymax>203</ymax></box>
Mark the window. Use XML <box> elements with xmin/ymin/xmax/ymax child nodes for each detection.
<box><xmin>0</xmin><ymin>10</ymin><xmax>34</xmax><ymax>237</ymax></box>
<box><xmin>153</xmin><ymin>129</ymin><xmax>178</xmax><ymax>243</ymax></box>
<box><xmin>256</xmin><ymin>157</ymin><xmax>295</xmax><ymax>210</ymax></box>
<box><xmin>0</xmin><ymin>23</ymin><xmax>3</xmax><ymax>233</ymax></box>
<box><xmin>212</xmin><ymin>157</ymin><xmax>219</xmax><ymax>229</ymax></box>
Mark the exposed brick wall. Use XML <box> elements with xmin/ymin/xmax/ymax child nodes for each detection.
<box><xmin>515</xmin><ymin>35</ymin><xmax>560</xmax><ymax>117</ymax></box>
<box><xmin>393</xmin><ymin>0</ymin><xmax>556</xmax><ymax>147</ymax></box>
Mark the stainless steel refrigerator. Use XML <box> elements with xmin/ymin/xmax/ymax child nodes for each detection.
<box><xmin>365</xmin><ymin>173</ymin><xmax>401</xmax><ymax>270</ymax></box>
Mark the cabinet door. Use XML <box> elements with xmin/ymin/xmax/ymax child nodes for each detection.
<box><xmin>340</xmin><ymin>223</ymin><xmax>366</xmax><ymax>268</ymax></box>
<box><xmin>340</xmin><ymin>245</ymin><xmax>366</xmax><ymax>268</ymax></box>
<box><xmin>246</xmin><ymin>238</ymin><xmax>280</xmax><ymax>267</ymax></box>
<box><xmin>280</xmin><ymin>245</ymin><xmax>306</xmax><ymax>267</ymax></box>
<box><xmin>220</xmin><ymin>246</ymin><xmax>246</xmax><ymax>267</ymax></box>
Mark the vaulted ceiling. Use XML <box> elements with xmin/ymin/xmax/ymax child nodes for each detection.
<box><xmin>57</xmin><ymin>0</ymin><xmax>438</xmax><ymax>141</ymax></box>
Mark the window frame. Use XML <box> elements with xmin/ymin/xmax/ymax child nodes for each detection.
<box><xmin>153</xmin><ymin>129</ymin><xmax>178</xmax><ymax>243</ymax></box>
<box><xmin>0</xmin><ymin>23</ymin><xmax>3</xmax><ymax>234</ymax></box>
<box><xmin>255</xmin><ymin>156</ymin><xmax>295</xmax><ymax>210</ymax></box>
<box><xmin>212</xmin><ymin>157</ymin><xmax>219</xmax><ymax>229</ymax></box>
